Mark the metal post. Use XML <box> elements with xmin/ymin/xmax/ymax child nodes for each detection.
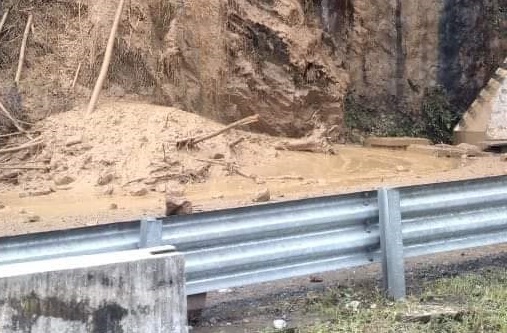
<box><xmin>378</xmin><ymin>188</ymin><xmax>406</xmax><ymax>300</ymax></box>
<box><xmin>139</xmin><ymin>217</ymin><xmax>163</xmax><ymax>248</ymax></box>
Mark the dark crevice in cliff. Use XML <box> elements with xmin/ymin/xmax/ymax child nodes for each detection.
<box><xmin>394</xmin><ymin>0</ymin><xmax>406</xmax><ymax>113</ymax></box>
<box><xmin>437</xmin><ymin>0</ymin><xmax>502</xmax><ymax>117</ymax></box>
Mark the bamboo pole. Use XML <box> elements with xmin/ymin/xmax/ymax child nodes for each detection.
<box><xmin>0</xmin><ymin>8</ymin><xmax>9</xmax><ymax>34</ymax></box>
<box><xmin>71</xmin><ymin>62</ymin><xmax>82</xmax><ymax>89</ymax></box>
<box><xmin>15</xmin><ymin>14</ymin><xmax>33</xmax><ymax>85</ymax></box>
<box><xmin>85</xmin><ymin>0</ymin><xmax>126</xmax><ymax>116</ymax></box>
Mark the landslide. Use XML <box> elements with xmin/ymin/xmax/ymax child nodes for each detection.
<box><xmin>1</xmin><ymin>0</ymin><xmax>507</xmax><ymax>140</ymax></box>
<box><xmin>0</xmin><ymin>0</ymin><xmax>348</xmax><ymax>138</ymax></box>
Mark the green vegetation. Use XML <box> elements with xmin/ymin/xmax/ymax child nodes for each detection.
<box><xmin>344</xmin><ymin>86</ymin><xmax>459</xmax><ymax>144</ymax></box>
<box><xmin>260</xmin><ymin>267</ymin><xmax>507</xmax><ymax>333</ymax></box>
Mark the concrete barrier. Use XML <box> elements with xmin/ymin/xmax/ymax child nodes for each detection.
<box><xmin>0</xmin><ymin>246</ymin><xmax>187</xmax><ymax>333</ymax></box>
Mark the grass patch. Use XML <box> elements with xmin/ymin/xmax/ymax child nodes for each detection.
<box><xmin>260</xmin><ymin>267</ymin><xmax>507</xmax><ymax>333</ymax></box>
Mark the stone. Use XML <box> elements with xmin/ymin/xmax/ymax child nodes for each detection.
<box><xmin>97</xmin><ymin>173</ymin><xmax>114</xmax><ymax>186</ymax></box>
<box><xmin>396</xmin><ymin>305</ymin><xmax>468</xmax><ymax>323</ymax></box>
<box><xmin>165</xmin><ymin>197</ymin><xmax>192</xmax><ymax>216</ymax></box>
<box><xmin>24</xmin><ymin>215</ymin><xmax>41</xmax><ymax>223</ymax></box>
<box><xmin>130</xmin><ymin>186</ymin><xmax>148</xmax><ymax>197</ymax></box>
<box><xmin>53</xmin><ymin>175</ymin><xmax>75</xmax><ymax>186</ymax></box>
<box><xmin>364</xmin><ymin>136</ymin><xmax>431</xmax><ymax>148</ymax></box>
<box><xmin>395</xmin><ymin>165</ymin><xmax>408</xmax><ymax>172</ymax></box>
<box><xmin>253</xmin><ymin>188</ymin><xmax>270</xmax><ymax>202</ymax></box>
<box><xmin>20</xmin><ymin>187</ymin><xmax>53</xmax><ymax>197</ymax></box>
<box><xmin>109</xmin><ymin>203</ymin><xmax>118</xmax><ymax>210</ymax></box>
<box><xmin>346</xmin><ymin>300</ymin><xmax>361</xmax><ymax>312</ymax></box>
<box><xmin>65</xmin><ymin>135</ymin><xmax>83</xmax><ymax>147</ymax></box>
<box><xmin>103</xmin><ymin>186</ymin><xmax>114</xmax><ymax>196</ymax></box>
<box><xmin>211</xmin><ymin>153</ymin><xmax>225</xmax><ymax>160</ymax></box>
<box><xmin>0</xmin><ymin>246</ymin><xmax>187</xmax><ymax>333</ymax></box>
<box><xmin>0</xmin><ymin>203</ymin><xmax>4</xmax><ymax>209</ymax></box>
<box><xmin>156</xmin><ymin>183</ymin><xmax>167</xmax><ymax>193</ymax></box>
<box><xmin>273</xmin><ymin>319</ymin><xmax>287</xmax><ymax>329</ymax></box>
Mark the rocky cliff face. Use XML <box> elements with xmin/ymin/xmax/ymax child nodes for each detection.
<box><xmin>1</xmin><ymin>0</ymin><xmax>506</xmax><ymax>139</ymax></box>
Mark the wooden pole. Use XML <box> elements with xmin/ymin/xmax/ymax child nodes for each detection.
<box><xmin>15</xmin><ymin>14</ymin><xmax>33</xmax><ymax>85</ymax></box>
<box><xmin>0</xmin><ymin>8</ymin><xmax>9</xmax><ymax>34</ymax></box>
<box><xmin>71</xmin><ymin>62</ymin><xmax>82</xmax><ymax>89</ymax></box>
<box><xmin>85</xmin><ymin>0</ymin><xmax>126</xmax><ymax>116</ymax></box>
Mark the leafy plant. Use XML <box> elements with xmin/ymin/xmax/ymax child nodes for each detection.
<box><xmin>419</xmin><ymin>85</ymin><xmax>458</xmax><ymax>144</ymax></box>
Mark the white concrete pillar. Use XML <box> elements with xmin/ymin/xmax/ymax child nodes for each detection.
<box><xmin>0</xmin><ymin>246</ymin><xmax>187</xmax><ymax>333</ymax></box>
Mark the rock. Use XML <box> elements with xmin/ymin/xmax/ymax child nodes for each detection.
<box><xmin>97</xmin><ymin>172</ymin><xmax>114</xmax><ymax>186</ymax></box>
<box><xmin>103</xmin><ymin>186</ymin><xmax>114</xmax><ymax>196</ymax></box>
<box><xmin>273</xmin><ymin>319</ymin><xmax>287</xmax><ymax>330</ymax></box>
<box><xmin>395</xmin><ymin>165</ymin><xmax>409</xmax><ymax>172</ymax></box>
<box><xmin>364</xmin><ymin>136</ymin><xmax>431</xmax><ymax>148</ymax></box>
<box><xmin>19</xmin><ymin>208</ymin><xmax>26</xmax><ymax>214</ymax></box>
<box><xmin>155</xmin><ymin>183</ymin><xmax>167</xmax><ymax>193</ymax></box>
<box><xmin>165</xmin><ymin>197</ymin><xmax>192</xmax><ymax>216</ymax></box>
<box><xmin>24</xmin><ymin>215</ymin><xmax>41</xmax><ymax>223</ymax></box>
<box><xmin>143</xmin><ymin>178</ymin><xmax>158</xmax><ymax>185</ymax></box>
<box><xmin>309</xmin><ymin>275</ymin><xmax>324</xmax><ymax>283</ymax></box>
<box><xmin>130</xmin><ymin>186</ymin><xmax>148</xmax><ymax>197</ymax></box>
<box><xmin>109</xmin><ymin>203</ymin><xmax>118</xmax><ymax>210</ymax></box>
<box><xmin>54</xmin><ymin>175</ymin><xmax>75</xmax><ymax>186</ymax></box>
<box><xmin>346</xmin><ymin>300</ymin><xmax>361</xmax><ymax>312</ymax></box>
<box><xmin>501</xmin><ymin>153</ymin><xmax>507</xmax><ymax>162</ymax></box>
<box><xmin>65</xmin><ymin>135</ymin><xmax>83</xmax><ymax>147</ymax></box>
<box><xmin>211</xmin><ymin>153</ymin><xmax>225</xmax><ymax>160</ymax></box>
<box><xmin>166</xmin><ymin>182</ymin><xmax>186</xmax><ymax>197</ymax></box>
<box><xmin>242</xmin><ymin>319</ymin><xmax>251</xmax><ymax>324</ymax></box>
<box><xmin>396</xmin><ymin>305</ymin><xmax>467</xmax><ymax>323</ymax></box>
<box><xmin>0</xmin><ymin>171</ymin><xmax>19</xmax><ymax>184</ymax></box>
<box><xmin>253</xmin><ymin>188</ymin><xmax>270</xmax><ymax>202</ymax></box>
<box><xmin>20</xmin><ymin>187</ymin><xmax>53</xmax><ymax>197</ymax></box>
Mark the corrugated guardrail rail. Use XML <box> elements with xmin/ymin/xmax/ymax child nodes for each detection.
<box><xmin>1</xmin><ymin>175</ymin><xmax>507</xmax><ymax>298</ymax></box>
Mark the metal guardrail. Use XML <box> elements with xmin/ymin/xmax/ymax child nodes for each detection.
<box><xmin>1</xmin><ymin>175</ymin><xmax>507</xmax><ymax>298</ymax></box>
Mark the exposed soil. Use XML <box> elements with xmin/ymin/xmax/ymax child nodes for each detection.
<box><xmin>0</xmin><ymin>100</ymin><xmax>506</xmax><ymax>237</ymax></box>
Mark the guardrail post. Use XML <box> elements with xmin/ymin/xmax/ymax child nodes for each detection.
<box><xmin>139</xmin><ymin>217</ymin><xmax>163</xmax><ymax>248</ymax></box>
<box><xmin>378</xmin><ymin>188</ymin><xmax>406</xmax><ymax>300</ymax></box>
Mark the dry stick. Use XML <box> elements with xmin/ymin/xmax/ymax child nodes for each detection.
<box><xmin>85</xmin><ymin>0</ymin><xmax>126</xmax><ymax>116</ymax></box>
<box><xmin>0</xmin><ymin>8</ymin><xmax>9</xmax><ymax>34</ymax></box>
<box><xmin>0</xmin><ymin>131</ymin><xmax>24</xmax><ymax>139</ymax></box>
<box><xmin>0</xmin><ymin>138</ymin><xmax>43</xmax><ymax>154</ymax></box>
<box><xmin>15</xmin><ymin>14</ymin><xmax>33</xmax><ymax>85</ymax></box>
<box><xmin>0</xmin><ymin>101</ymin><xmax>33</xmax><ymax>140</ymax></box>
<box><xmin>0</xmin><ymin>165</ymin><xmax>49</xmax><ymax>170</ymax></box>
<box><xmin>71</xmin><ymin>62</ymin><xmax>82</xmax><ymax>89</ymax></box>
<box><xmin>177</xmin><ymin>114</ymin><xmax>260</xmax><ymax>149</ymax></box>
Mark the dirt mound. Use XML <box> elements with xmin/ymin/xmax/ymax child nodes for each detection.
<box><xmin>1</xmin><ymin>101</ymin><xmax>270</xmax><ymax>195</ymax></box>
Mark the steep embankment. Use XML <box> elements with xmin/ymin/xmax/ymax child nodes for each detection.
<box><xmin>0</xmin><ymin>0</ymin><xmax>506</xmax><ymax>138</ymax></box>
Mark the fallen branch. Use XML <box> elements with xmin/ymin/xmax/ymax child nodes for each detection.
<box><xmin>0</xmin><ymin>165</ymin><xmax>49</xmax><ymax>170</ymax></box>
<box><xmin>274</xmin><ymin>139</ymin><xmax>335</xmax><ymax>154</ymax></box>
<box><xmin>229</xmin><ymin>137</ymin><xmax>245</xmax><ymax>150</ymax></box>
<box><xmin>0</xmin><ymin>8</ymin><xmax>9</xmax><ymax>34</ymax></box>
<box><xmin>85</xmin><ymin>0</ymin><xmax>126</xmax><ymax>116</ymax></box>
<box><xmin>193</xmin><ymin>157</ymin><xmax>257</xmax><ymax>181</ymax></box>
<box><xmin>0</xmin><ymin>137</ymin><xmax>43</xmax><ymax>154</ymax></box>
<box><xmin>177</xmin><ymin>114</ymin><xmax>259</xmax><ymax>150</ymax></box>
<box><xmin>0</xmin><ymin>101</ymin><xmax>33</xmax><ymax>140</ymax></box>
<box><xmin>0</xmin><ymin>131</ymin><xmax>24</xmax><ymax>139</ymax></box>
<box><xmin>15</xmin><ymin>14</ymin><xmax>33</xmax><ymax>85</ymax></box>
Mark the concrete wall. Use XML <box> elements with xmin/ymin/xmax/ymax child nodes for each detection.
<box><xmin>0</xmin><ymin>246</ymin><xmax>187</xmax><ymax>333</ymax></box>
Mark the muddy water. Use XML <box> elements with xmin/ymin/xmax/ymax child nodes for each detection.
<box><xmin>0</xmin><ymin>146</ymin><xmax>457</xmax><ymax>236</ymax></box>
<box><xmin>186</xmin><ymin>146</ymin><xmax>457</xmax><ymax>201</ymax></box>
